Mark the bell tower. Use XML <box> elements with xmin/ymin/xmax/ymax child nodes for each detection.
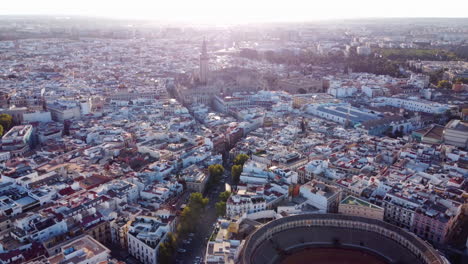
<box><xmin>199</xmin><ymin>38</ymin><xmax>209</xmax><ymax>85</ymax></box>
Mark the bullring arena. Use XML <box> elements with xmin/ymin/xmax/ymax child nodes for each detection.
<box><xmin>241</xmin><ymin>214</ymin><xmax>448</xmax><ymax>264</ymax></box>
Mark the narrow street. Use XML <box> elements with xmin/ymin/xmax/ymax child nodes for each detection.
<box><xmin>175</xmin><ymin>169</ymin><xmax>231</xmax><ymax>264</ymax></box>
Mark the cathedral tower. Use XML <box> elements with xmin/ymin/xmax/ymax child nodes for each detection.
<box><xmin>199</xmin><ymin>39</ymin><xmax>209</xmax><ymax>85</ymax></box>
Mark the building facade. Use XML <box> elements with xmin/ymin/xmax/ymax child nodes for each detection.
<box><xmin>339</xmin><ymin>195</ymin><xmax>384</xmax><ymax>221</ymax></box>
<box><xmin>226</xmin><ymin>195</ymin><xmax>266</xmax><ymax>218</ymax></box>
<box><xmin>127</xmin><ymin>216</ymin><xmax>169</xmax><ymax>264</ymax></box>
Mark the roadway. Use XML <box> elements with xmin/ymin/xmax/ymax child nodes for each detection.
<box><xmin>175</xmin><ymin>169</ymin><xmax>231</xmax><ymax>264</ymax></box>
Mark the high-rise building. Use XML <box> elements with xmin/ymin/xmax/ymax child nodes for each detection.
<box><xmin>199</xmin><ymin>39</ymin><xmax>209</xmax><ymax>84</ymax></box>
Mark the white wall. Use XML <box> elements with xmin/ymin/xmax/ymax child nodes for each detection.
<box><xmin>23</xmin><ymin>111</ymin><xmax>52</xmax><ymax>123</ymax></box>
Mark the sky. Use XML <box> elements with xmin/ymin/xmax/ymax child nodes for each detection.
<box><xmin>1</xmin><ymin>0</ymin><xmax>467</xmax><ymax>24</ymax></box>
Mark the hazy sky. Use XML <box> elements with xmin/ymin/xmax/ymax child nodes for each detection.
<box><xmin>2</xmin><ymin>0</ymin><xmax>467</xmax><ymax>23</ymax></box>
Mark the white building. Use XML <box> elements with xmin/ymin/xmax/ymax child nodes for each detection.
<box><xmin>443</xmin><ymin>120</ymin><xmax>468</xmax><ymax>149</ymax></box>
<box><xmin>357</xmin><ymin>46</ymin><xmax>372</xmax><ymax>55</ymax></box>
<box><xmin>127</xmin><ymin>216</ymin><xmax>169</xmax><ymax>264</ymax></box>
<box><xmin>306</xmin><ymin>103</ymin><xmax>379</xmax><ymax>126</ymax></box>
<box><xmin>182</xmin><ymin>164</ymin><xmax>209</xmax><ymax>193</ymax></box>
<box><xmin>48</xmin><ymin>235</ymin><xmax>111</xmax><ymax>264</ymax></box>
<box><xmin>239</xmin><ymin>160</ymin><xmax>270</xmax><ymax>184</ymax></box>
<box><xmin>226</xmin><ymin>195</ymin><xmax>266</xmax><ymax>218</ymax></box>
<box><xmin>13</xmin><ymin>214</ymin><xmax>68</xmax><ymax>243</ymax></box>
<box><xmin>205</xmin><ymin>219</ymin><xmax>243</xmax><ymax>264</ymax></box>
<box><xmin>213</xmin><ymin>95</ymin><xmax>251</xmax><ymax>114</ymax></box>
<box><xmin>299</xmin><ymin>180</ymin><xmax>342</xmax><ymax>213</ymax></box>
<box><xmin>0</xmin><ymin>152</ymin><xmax>10</xmax><ymax>162</ymax></box>
<box><xmin>339</xmin><ymin>195</ymin><xmax>384</xmax><ymax>221</ymax></box>
<box><xmin>103</xmin><ymin>180</ymin><xmax>139</xmax><ymax>203</ymax></box>
<box><xmin>374</xmin><ymin>97</ymin><xmax>450</xmax><ymax>114</ymax></box>
<box><xmin>28</xmin><ymin>187</ymin><xmax>57</xmax><ymax>206</ymax></box>
<box><xmin>47</xmin><ymin>100</ymin><xmax>82</xmax><ymax>122</ymax></box>
<box><xmin>362</xmin><ymin>86</ymin><xmax>385</xmax><ymax>98</ymax></box>
<box><xmin>0</xmin><ymin>125</ymin><xmax>33</xmax><ymax>157</ymax></box>
<box><xmin>327</xmin><ymin>86</ymin><xmax>358</xmax><ymax>98</ymax></box>
<box><xmin>22</xmin><ymin>111</ymin><xmax>52</xmax><ymax>123</ymax></box>
<box><xmin>140</xmin><ymin>186</ymin><xmax>171</xmax><ymax>203</ymax></box>
<box><xmin>382</xmin><ymin>192</ymin><xmax>420</xmax><ymax>230</ymax></box>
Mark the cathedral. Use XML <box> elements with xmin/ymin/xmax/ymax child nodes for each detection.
<box><xmin>175</xmin><ymin>40</ymin><xmax>267</xmax><ymax>105</ymax></box>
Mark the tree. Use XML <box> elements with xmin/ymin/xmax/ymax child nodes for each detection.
<box><xmin>384</xmin><ymin>126</ymin><xmax>394</xmax><ymax>138</ymax></box>
<box><xmin>158</xmin><ymin>232</ymin><xmax>177</xmax><ymax>264</ymax></box>
<box><xmin>219</xmin><ymin>191</ymin><xmax>231</xmax><ymax>202</ymax></box>
<box><xmin>0</xmin><ymin>114</ymin><xmax>13</xmax><ymax>131</ymax></box>
<box><xmin>215</xmin><ymin>191</ymin><xmax>231</xmax><ymax>216</ymax></box>
<box><xmin>429</xmin><ymin>69</ymin><xmax>445</xmax><ymax>85</ymax></box>
<box><xmin>158</xmin><ymin>243</ymin><xmax>172</xmax><ymax>264</ymax></box>
<box><xmin>188</xmin><ymin>192</ymin><xmax>209</xmax><ymax>213</ymax></box>
<box><xmin>0</xmin><ymin>124</ymin><xmax>3</xmax><ymax>137</ymax></box>
<box><xmin>177</xmin><ymin>193</ymin><xmax>209</xmax><ymax>234</ymax></box>
<box><xmin>231</xmin><ymin>165</ymin><xmax>242</xmax><ymax>184</ymax></box>
<box><xmin>215</xmin><ymin>201</ymin><xmax>226</xmax><ymax>217</ymax></box>
<box><xmin>178</xmin><ymin>207</ymin><xmax>194</xmax><ymax>234</ymax></box>
<box><xmin>233</xmin><ymin>154</ymin><xmax>249</xmax><ymax>166</ymax></box>
<box><xmin>297</xmin><ymin>88</ymin><xmax>307</xmax><ymax>94</ymax></box>
<box><xmin>208</xmin><ymin>164</ymin><xmax>224</xmax><ymax>185</ymax></box>
<box><xmin>437</xmin><ymin>80</ymin><xmax>452</xmax><ymax>89</ymax></box>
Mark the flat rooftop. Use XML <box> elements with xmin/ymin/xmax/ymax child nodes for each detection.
<box><xmin>317</xmin><ymin>105</ymin><xmax>379</xmax><ymax>123</ymax></box>
<box><xmin>341</xmin><ymin>196</ymin><xmax>382</xmax><ymax>210</ymax></box>
<box><xmin>446</xmin><ymin>120</ymin><xmax>468</xmax><ymax>132</ymax></box>
<box><xmin>2</xmin><ymin>125</ymin><xmax>32</xmax><ymax>139</ymax></box>
<box><xmin>48</xmin><ymin>236</ymin><xmax>109</xmax><ymax>264</ymax></box>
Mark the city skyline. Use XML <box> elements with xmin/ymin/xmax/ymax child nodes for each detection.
<box><xmin>2</xmin><ymin>0</ymin><xmax>468</xmax><ymax>24</ymax></box>
<box><xmin>0</xmin><ymin>4</ymin><xmax>467</xmax><ymax>264</ymax></box>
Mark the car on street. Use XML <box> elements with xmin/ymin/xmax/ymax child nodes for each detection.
<box><xmin>177</xmin><ymin>249</ymin><xmax>187</xmax><ymax>253</ymax></box>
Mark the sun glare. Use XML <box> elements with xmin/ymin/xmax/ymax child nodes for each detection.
<box><xmin>1</xmin><ymin>0</ymin><xmax>468</xmax><ymax>24</ymax></box>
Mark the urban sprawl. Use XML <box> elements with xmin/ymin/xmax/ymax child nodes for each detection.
<box><xmin>0</xmin><ymin>18</ymin><xmax>467</xmax><ymax>264</ymax></box>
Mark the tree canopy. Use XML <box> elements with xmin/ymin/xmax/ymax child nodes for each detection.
<box><xmin>219</xmin><ymin>191</ymin><xmax>231</xmax><ymax>202</ymax></box>
<box><xmin>233</xmin><ymin>154</ymin><xmax>249</xmax><ymax>166</ymax></box>
<box><xmin>378</xmin><ymin>48</ymin><xmax>460</xmax><ymax>61</ymax></box>
<box><xmin>208</xmin><ymin>164</ymin><xmax>224</xmax><ymax>185</ymax></box>
<box><xmin>215</xmin><ymin>202</ymin><xmax>226</xmax><ymax>217</ymax></box>
<box><xmin>215</xmin><ymin>191</ymin><xmax>231</xmax><ymax>217</ymax></box>
<box><xmin>177</xmin><ymin>192</ymin><xmax>209</xmax><ymax>234</ymax></box>
<box><xmin>346</xmin><ymin>55</ymin><xmax>403</xmax><ymax>78</ymax></box>
<box><xmin>429</xmin><ymin>69</ymin><xmax>445</xmax><ymax>85</ymax></box>
<box><xmin>231</xmin><ymin>165</ymin><xmax>242</xmax><ymax>184</ymax></box>
<box><xmin>188</xmin><ymin>192</ymin><xmax>209</xmax><ymax>213</ymax></box>
<box><xmin>0</xmin><ymin>114</ymin><xmax>13</xmax><ymax>132</ymax></box>
<box><xmin>0</xmin><ymin>125</ymin><xmax>3</xmax><ymax>137</ymax></box>
<box><xmin>158</xmin><ymin>232</ymin><xmax>177</xmax><ymax>264</ymax></box>
<box><xmin>437</xmin><ymin>80</ymin><xmax>452</xmax><ymax>89</ymax></box>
